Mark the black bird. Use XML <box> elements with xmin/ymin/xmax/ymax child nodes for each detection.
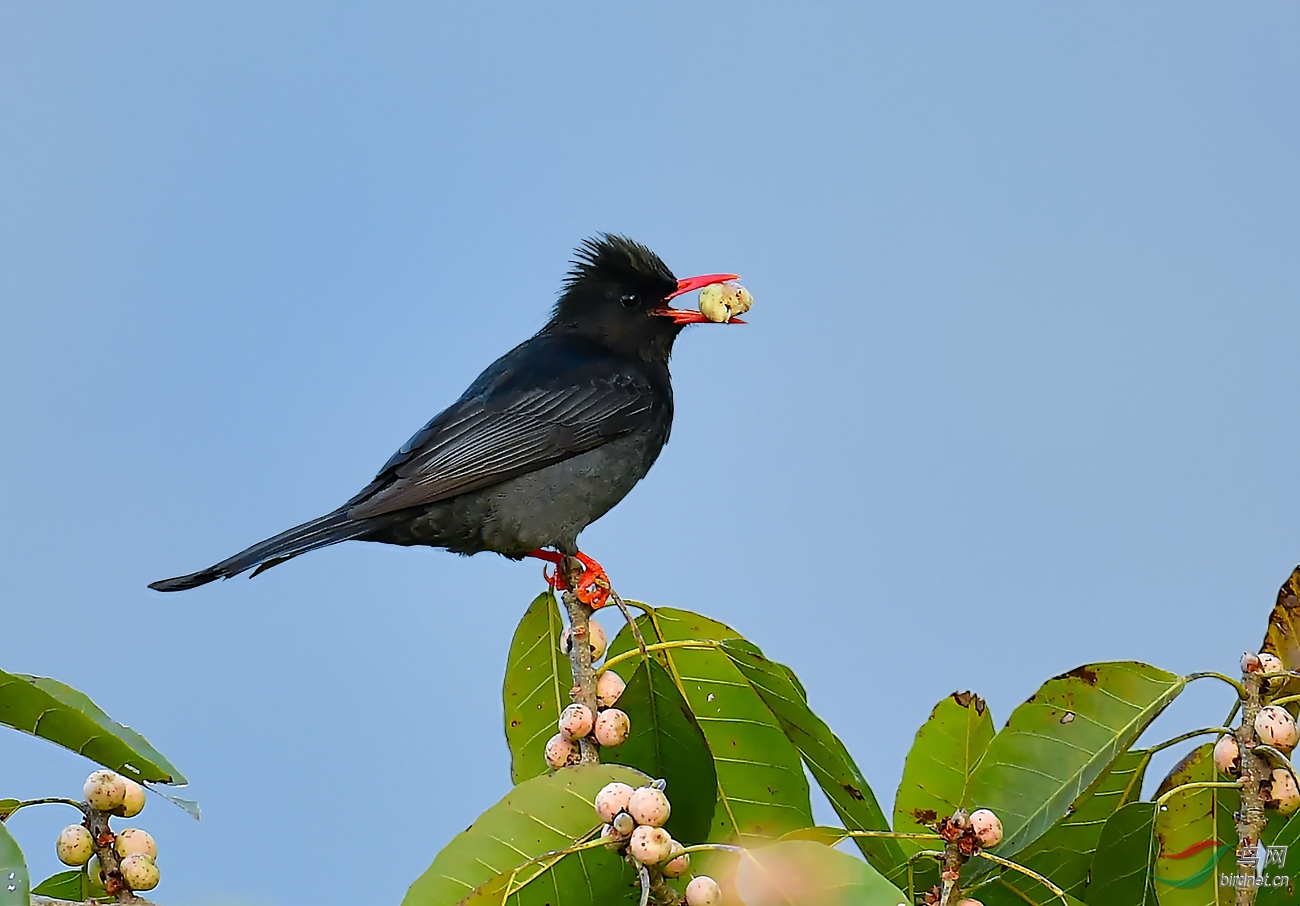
<box><xmin>150</xmin><ymin>235</ymin><xmax>742</xmax><ymax>606</ymax></box>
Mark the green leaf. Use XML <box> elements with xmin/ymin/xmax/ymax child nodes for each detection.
<box><xmin>599</xmin><ymin>659</ymin><xmax>717</xmax><ymax>843</ymax></box>
<box><xmin>894</xmin><ymin>691</ymin><xmax>995</xmax><ymax>850</ymax></box>
<box><xmin>31</xmin><ymin>870</ymin><xmax>88</xmax><ymax>900</ymax></box>
<box><xmin>402</xmin><ymin>764</ymin><xmax>648</xmax><ymax>906</ymax></box>
<box><xmin>1152</xmin><ymin>743</ymin><xmax>1236</xmax><ymax>906</ymax></box>
<box><xmin>1256</xmin><ymin>807</ymin><xmax>1300</xmax><ymax>906</ymax></box>
<box><xmin>735</xmin><ymin>840</ymin><xmax>908</xmax><ymax>906</ymax></box>
<box><xmin>1263</xmin><ymin>568</ymin><xmax>1300</xmax><ymax>704</ymax></box>
<box><xmin>148</xmin><ymin>786</ymin><xmax>202</xmax><ymax>821</ymax></box>
<box><xmin>0</xmin><ymin>818</ymin><xmax>28</xmax><ymax>906</ymax></box>
<box><xmin>964</xmin><ymin>662</ymin><xmax>1185</xmax><ymax>859</ymax></box>
<box><xmin>986</xmin><ymin>747</ymin><xmax>1154</xmax><ymax>902</ymax></box>
<box><xmin>503</xmin><ymin>592</ymin><xmax>574</xmax><ymax>785</ymax></box>
<box><xmin>607</xmin><ymin>608</ymin><xmax>813</xmax><ymax>845</ymax></box>
<box><xmin>1085</xmin><ymin>802</ymin><xmax>1159</xmax><ymax>906</ymax></box>
<box><xmin>720</xmin><ymin>639</ymin><xmax>904</xmax><ymax>877</ymax></box>
<box><xmin>0</xmin><ymin>669</ymin><xmax>185</xmax><ymax>784</ymax></box>
<box><xmin>0</xmin><ymin>802</ymin><xmax>17</xmax><ymax>823</ymax></box>
<box><xmin>971</xmin><ymin>877</ymin><xmax>1089</xmax><ymax>906</ymax></box>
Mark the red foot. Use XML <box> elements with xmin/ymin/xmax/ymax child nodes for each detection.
<box><xmin>525</xmin><ymin>549</ymin><xmax>612</xmax><ymax>609</ymax></box>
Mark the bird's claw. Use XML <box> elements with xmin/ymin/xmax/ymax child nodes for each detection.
<box><xmin>531</xmin><ymin>549</ymin><xmax>610</xmax><ymax>608</ymax></box>
<box><xmin>543</xmin><ymin>563</ymin><xmax>569</xmax><ymax>592</ymax></box>
<box><xmin>573</xmin><ymin>553</ymin><xmax>611</xmax><ymax>609</ymax></box>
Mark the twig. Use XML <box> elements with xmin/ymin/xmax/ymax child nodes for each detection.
<box><xmin>33</xmin><ymin>898</ymin><xmax>156</xmax><ymax>906</ymax></box>
<box><xmin>637</xmin><ymin>863</ymin><xmax>651</xmax><ymax>906</ymax></box>
<box><xmin>605</xmin><ymin>589</ymin><xmax>649</xmax><ymax>660</ymax></box>
<box><xmin>599</xmin><ymin>640</ymin><xmax>723</xmax><ymax>675</ymax></box>
<box><xmin>676</xmin><ymin>843</ymin><xmax>745</xmax><ymax>856</ymax></box>
<box><xmin>499</xmin><ymin>837</ymin><xmax>608</xmax><ymax>896</ymax></box>
<box><xmin>1148</xmin><ymin>727</ymin><xmax>1239</xmax><ymax>755</ymax></box>
<box><xmin>939</xmin><ymin>837</ymin><xmax>965</xmax><ymax>906</ymax></box>
<box><xmin>976</xmin><ymin>852</ymin><xmax>1070</xmax><ymax>905</ymax></box>
<box><xmin>1154</xmin><ymin>781</ymin><xmax>1243</xmax><ymax>807</ymax></box>
<box><xmin>3</xmin><ymin>798</ymin><xmax>87</xmax><ymax>817</ymax></box>
<box><xmin>85</xmin><ymin>806</ymin><xmax>132</xmax><ymax>903</ymax></box>
<box><xmin>559</xmin><ymin>574</ymin><xmax>600</xmax><ymax>765</ymax></box>
<box><xmin>1187</xmin><ymin>672</ymin><xmax>1248</xmax><ymax>698</ymax></box>
<box><xmin>1235</xmin><ymin>668</ymin><xmax>1268</xmax><ymax>906</ymax></box>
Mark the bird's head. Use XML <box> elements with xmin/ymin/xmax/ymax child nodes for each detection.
<box><xmin>552</xmin><ymin>234</ymin><xmax>741</xmax><ymax>362</ymax></box>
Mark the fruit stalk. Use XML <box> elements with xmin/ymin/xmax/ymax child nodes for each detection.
<box><xmin>1236</xmin><ymin>666</ymin><xmax>1267</xmax><ymax>906</ymax></box>
<box><xmin>85</xmin><ymin>806</ymin><xmax>133</xmax><ymax>903</ymax></box>
<box><xmin>560</xmin><ymin>560</ymin><xmax>600</xmax><ymax>765</ymax></box>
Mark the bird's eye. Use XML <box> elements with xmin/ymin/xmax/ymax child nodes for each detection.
<box><xmin>620</xmin><ymin>293</ymin><xmax>640</xmax><ymax>308</ymax></box>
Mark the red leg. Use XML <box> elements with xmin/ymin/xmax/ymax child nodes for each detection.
<box><xmin>524</xmin><ymin>549</ymin><xmax>611</xmax><ymax>608</ymax></box>
<box><xmin>525</xmin><ymin>549</ymin><xmax>568</xmax><ymax>591</ymax></box>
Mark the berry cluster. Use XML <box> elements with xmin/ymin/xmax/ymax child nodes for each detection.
<box><xmin>593</xmin><ymin>781</ymin><xmax>721</xmax><ymax>905</ymax></box>
<box><xmin>58</xmin><ymin>770</ymin><xmax>161</xmax><ymax>892</ymax></box>
<box><xmin>919</xmin><ymin>808</ymin><xmax>1003</xmax><ymax>906</ymax></box>
<box><xmin>1213</xmin><ymin>651</ymin><xmax>1300</xmax><ymax>813</ymax></box>
<box><xmin>545</xmin><ymin>622</ymin><xmax>632</xmax><ymax>768</ymax></box>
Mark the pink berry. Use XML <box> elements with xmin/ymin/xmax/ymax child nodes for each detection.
<box><xmin>628</xmin><ymin>825</ymin><xmax>673</xmax><ymax>864</ymax></box>
<box><xmin>594</xmin><ymin>782</ymin><xmax>635</xmax><ymax>823</ymax></box>
<box><xmin>544</xmin><ymin>733</ymin><xmax>576</xmax><ymax>769</ymax></box>
<box><xmin>662</xmin><ymin>841</ymin><xmax>690</xmax><ymax>878</ymax></box>
<box><xmin>1259</xmin><ymin>652</ymin><xmax>1285</xmax><ymax>674</ymax></box>
<box><xmin>1271</xmin><ymin>768</ymin><xmax>1300</xmax><ymax>815</ymax></box>
<box><xmin>685</xmin><ymin>876</ymin><xmax>723</xmax><ymax>905</ymax></box>
<box><xmin>597</xmin><ymin>670</ymin><xmax>626</xmax><ymax>708</ymax></box>
<box><xmin>593</xmin><ymin>709</ymin><xmax>630</xmax><ymax>746</ymax></box>
<box><xmin>1214</xmin><ymin>735</ymin><xmax>1241</xmax><ymax>776</ymax></box>
<box><xmin>559</xmin><ymin>703</ymin><xmax>594</xmax><ymax>740</ymax></box>
<box><xmin>970</xmin><ymin>808</ymin><xmax>1003</xmax><ymax>847</ymax></box>
<box><xmin>560</xmin><ymin>622</ymin><xmax>608</xmax><ymax>660</ymax></box>
<box><xmin>1256</xmin><ymin>706</ymin><xmax>1300</xmax><ymax>751</ymax></box>
<box><xmin>628</xmin><ymin>787</ymin><xmax>671</xmax><ymax>827</ymax></box>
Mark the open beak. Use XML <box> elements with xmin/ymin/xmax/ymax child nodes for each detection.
<box><xmin>653</xmin><ymin>273</ymin><xmax>745</xmax><ymax>324</ymax></box>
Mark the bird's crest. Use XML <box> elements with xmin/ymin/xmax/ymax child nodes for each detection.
<box><xmin>561</xmin><ymin>234</ymin><xmax>676</xmax><ymax>298</ymax></box>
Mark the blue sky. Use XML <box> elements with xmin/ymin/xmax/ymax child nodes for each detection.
<box><xmin>2</xmin><ymin>4</ymin><xmax>1297</xmax><ymax>904</ymax></box>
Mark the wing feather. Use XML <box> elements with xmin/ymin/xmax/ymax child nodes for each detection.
<box><xmin>346</xmin><ymin>371</ymin><xmax>657</xmax><ymax>520</ymax></box>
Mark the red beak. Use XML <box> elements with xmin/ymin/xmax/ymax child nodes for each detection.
<box><xmin>653</xmin><ymin>273</ymin><xmax>744</xmax><ymax>324</ymax></box>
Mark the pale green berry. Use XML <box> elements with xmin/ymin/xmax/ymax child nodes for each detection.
<box><xmin>119</xmin><ymin>853</ymin><xmax>159</xmax><ymax>891</ymax></box>
<box><xmin>114</xmin><ymin>828</ymin><xmax>157</xmax><ymax>860</ymax></box>
<box><xmin>84</xmin><ymin>770</ymin><xmax>126</xmax><ymax>811</ymax></box>
<box><xmin>119</xmin><ymin>778</ymin><xmax>146</xmax><ymax>818</ymax></box>
<box><xmin>56</xmin><ymin>825</ymin><xmax>94</xmax><ymax>866</ymax></box>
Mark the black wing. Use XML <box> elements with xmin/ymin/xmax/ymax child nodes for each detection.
<box><xmin>346</xmin><ymin>337</ymin><xmax>663</xmax><ymax>520</ymax></box>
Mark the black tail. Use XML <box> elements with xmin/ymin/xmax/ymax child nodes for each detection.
<box><xmin>149</xmin><ymin>508</ymin><xmax>372</xmax><ymax>592</ymax></box>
